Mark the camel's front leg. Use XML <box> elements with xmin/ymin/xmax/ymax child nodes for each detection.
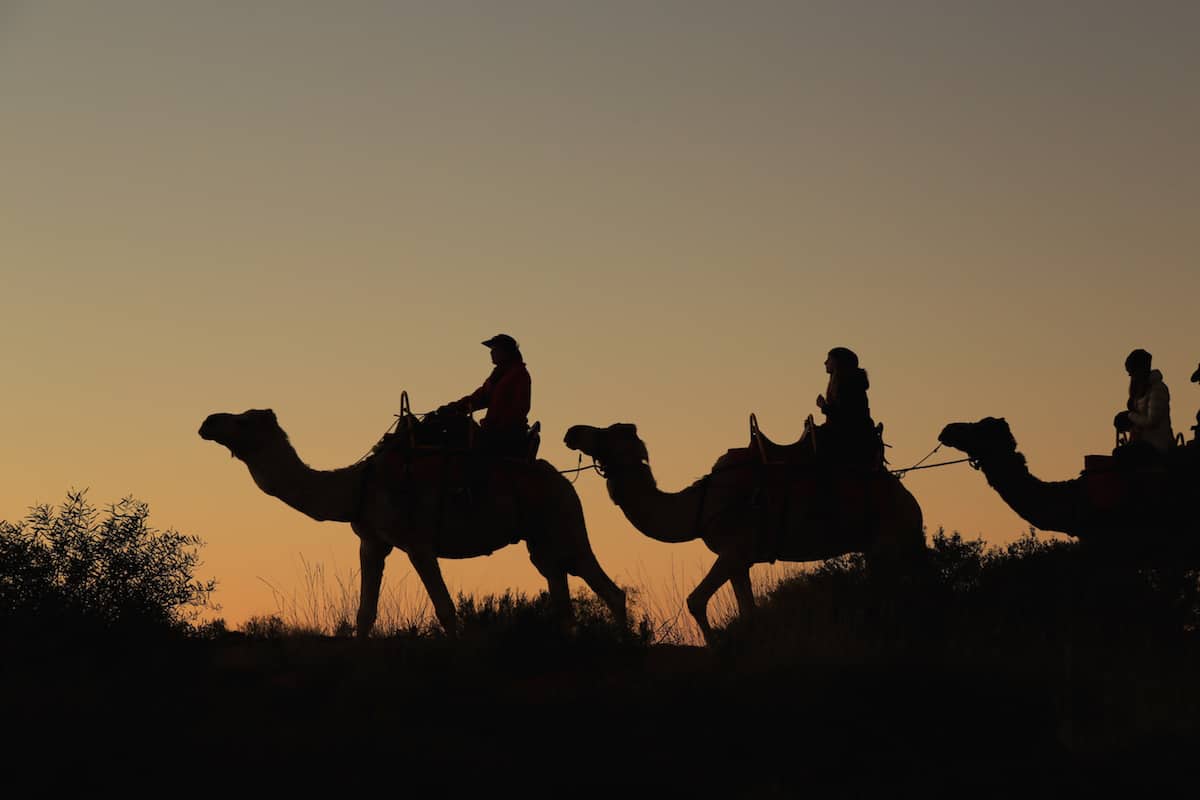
<box><xmin>356</xmin><ymin>537</ymin><xmax>392</xmax><ymax>638</ymax></box>
<box><xmin>687</xmin><ymin>553</ymin><xmax>741</xmax><ymax>647</ymax></box>
<box><xmin>408</xmin><ymin>551</ymin><xmax>457</xmax><ymax>638</ymax></box>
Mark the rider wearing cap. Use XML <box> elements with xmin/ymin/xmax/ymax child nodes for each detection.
<box><xmin>441</xmin><ymin>334</ymin><xmax>531</xmax><ymax>457</ymax></box>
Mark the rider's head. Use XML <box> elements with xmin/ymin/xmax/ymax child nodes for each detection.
<box><xmin>483</xmin><ymin>333</ymin><xmax>521</xmax><ymax>366</ymax></box>
<box><xmin>1124</xmin><ymin>348</ymin><xmax>1152</xmax><ymax>377</ymax></box>
<box><xmin>826</xmin><ymin>347</ymin><xmax>859</xmax><ymax>376</ymax></box>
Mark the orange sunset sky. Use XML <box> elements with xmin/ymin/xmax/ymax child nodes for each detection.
<box><xmin>3</xmin><ymin>2</ymin><xmax>1197</xmax><ymax>628</ymax></box>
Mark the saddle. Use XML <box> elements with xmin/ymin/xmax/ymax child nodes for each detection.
<box><xmin>748</xmin><ymin>413</ymin><xmax>887</xmax><ymax>471</ymax></box>
<box><xmin>371</xmin><ymin>396</ymin><xmax>541</xmax><ymax>508</ymax></box>
<box><xmin>382</xmin><ymin>399</ymin><xmax>541</xmax><ymax>464</ymax></box>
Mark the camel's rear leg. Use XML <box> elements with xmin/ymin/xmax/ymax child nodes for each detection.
<box><xmin>355</xmin><ymin>537</ymin><xmax>392</xmax><ymax>638</ymax></box>
<box><xmin>687</xmin><ymin>553</ymin><xmax>744</xmax><ymax>646</ymax></box>
<box><xmin>408</xmin><ymin>551</ymin><xmax>457</xmax><ymax>638</ymax></box>
<box><xmin>544</xmin><ymin>569</ymin><xmax>574</xmax><ymax>632</ymax></box>
<box><xmin>526</xmin><ymin>545</ymin><xmax>575</xmax><ymax>631</ymax></box>
<box><xmin>572</xmin><ymin>550</ymin><xmax>628</xmax><ymax>630</ymax></box>
<box><xmin>730</xmin><ymin>567</ymin><xmax>755</xmax><ymax>619</ymax></box>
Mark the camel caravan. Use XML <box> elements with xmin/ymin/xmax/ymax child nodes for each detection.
<box><xmin>199</xmin><ymin>337</ymin><xmax>1200</xmax><ymax>644</ymax></box>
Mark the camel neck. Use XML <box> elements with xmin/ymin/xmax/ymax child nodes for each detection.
<box><xmin>605</xmin><ymin>463</ymin><xmax>703</xmax><ymax>544</ymax></box>
<box><xmin>242</xmin><ymin>437</ymin><xmax>367</xmax><ymax>523</ymax></box>
<box><xmin>977</xmin><ymin>450</ymin><xmax>1079</xmax><ymax>534</ymax></box>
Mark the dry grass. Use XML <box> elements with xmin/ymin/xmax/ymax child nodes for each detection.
<box><xmin>256</xmin><ymin>555</ymin><xmax>437</xmax><ymax>636</ymax></box>
<box><xmin>252</xmin><ymin>553</ymin><xmax>806</xmax><ymax>643</ymax></box>
<box><xmin>622</xmin><ymin>558</ymin><xmax>805</xmax><ymax>645</ymax></box>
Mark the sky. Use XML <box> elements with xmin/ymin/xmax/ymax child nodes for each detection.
<box><xmin>3</xmin><ymin>1</ymin><xmax>1198</xmax><ymax>629</ymax></box>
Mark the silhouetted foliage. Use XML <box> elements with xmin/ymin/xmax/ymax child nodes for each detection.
<box><xmin>0</xmin><ymin>490</ymin><xmax>216</xmax><ymax>636</ymax></box>
<box><xmin>241</xmin><ymin>614</ymin><xmax>288</xmax><ymax>639</ymax></box>
<box><xmin>453</xmin><ymin>588</ymin><xmax>651</xmax><ymax>645</ymax></box>
<box><xmin>722</xmin><ymin>528</ymin><xmax>1200</xmax><ymax>668</ymax></box>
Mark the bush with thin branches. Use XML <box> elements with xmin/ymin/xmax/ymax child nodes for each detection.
<box><xmin>0</xmin><ymin>489</ymin><xmax>217</xmax><ymax>636</ymax></box>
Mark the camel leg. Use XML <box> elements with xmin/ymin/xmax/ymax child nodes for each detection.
<box><xmin>730</xmin><ymin>566</ymin><xmax>756</xmax><ymax>619</ymax></box>
<box><xmin>687</xmin><ymin>554</ymin><xmax>741</xmax><ymax>647</ymax></box>
<box><xmin>408</xmin><ymin>551</ymin><xmax>457</xmax><ymax>639</ymax></box>
<box><xmin>356</xmin><ymin>537</ymin><xmax>391</xmax><ymax>638</ymax></box>
<box><xmin>572</xmin><ymin>551</ymin><xmax>628</xmax><ymax>630</ymax></box>
<box><xmin>544</xmin><ymin>569</ymin><xmax>574</xmax><ymax>632</ymax></box>
<box><xmin>527</xmin><ymin>544</ymin><xmax>575</xmax><ymax>631</ymax></box>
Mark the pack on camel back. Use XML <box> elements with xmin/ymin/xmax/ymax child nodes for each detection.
<box><xmin>1080</xmin><ymin>373</ymin><xmax>1200</xmax><ymax>523</ymax></box>
<box><xmin>704</xmin><ymin>413</ymin><xmax>891</xmax><ymax>561</ymax></box>
<box><xmin>1081</xmin><ymin>437</ymin><xmax>1199</xmax><ymax>524</ymax></box>
<box><xmin>368</xmin><ymin>393</ymin><xmax>544</xmax><ymax>548</ymax></box>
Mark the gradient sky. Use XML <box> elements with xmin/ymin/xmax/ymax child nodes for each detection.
<box><xmin>3</xmin><ymin>2</ymin><xmax>1198</xmax><ymax>628</ymax></box>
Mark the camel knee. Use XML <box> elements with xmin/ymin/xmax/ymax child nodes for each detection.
<box><xmin>686</xmin><ymin>591</ymin><xmax>709</xmax><ymax>623</ymax></box>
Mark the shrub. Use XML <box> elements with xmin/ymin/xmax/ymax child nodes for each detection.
<box><xmin>0</xmin><ymin>489</ymin><xmax>217</xmax><ymax>636</ymax></box>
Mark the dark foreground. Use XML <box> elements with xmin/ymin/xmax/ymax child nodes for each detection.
<box><xmin>4</xmin><ymin>635</ymin><xmax>1197</xmax><ymax>796</ymax></box>
<box><xmin>5</xmin><ymin>537</ymin><xmax>1200</xmax><ymax>796</ymax></box>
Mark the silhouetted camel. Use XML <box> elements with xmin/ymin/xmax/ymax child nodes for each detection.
<box><xmin>200</xmin><ymin>409</ymin><xmax>626</xmax><ymax>637</ymax></box>
<box><xmin>564</xmin><ymin>423</ymin><xmax>925</xmax><ymax>645</ymax></box>
<box><xmin>939</xmin><ymin>417</ymin><xmax>1200</xmax><ymax>559</ymax></box>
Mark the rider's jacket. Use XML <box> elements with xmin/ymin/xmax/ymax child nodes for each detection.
<box><xmin>1128</xmin><ymin>369</ymin><xmax>1174</xmax><ymax>453</ymax></box>
<box><xmin>822</xmin><ymin>368</ymin><xmax>873</xmax><ymax>431</ymax></box>
<box><xmin>459</xmin><ymin>361</ymin><xmax>531</xmax><ymax>432</ymax></box>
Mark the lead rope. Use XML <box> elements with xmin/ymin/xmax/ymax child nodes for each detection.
<box><xmin>890</xmin><ymin>443</ymin><xmax>974</xmax><ymax>478</ymax></box>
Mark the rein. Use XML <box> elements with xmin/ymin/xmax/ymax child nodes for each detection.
<box><xmin>889</xmin><ymin>443</ymin><xmax>976</xmax><ymax>478</ymax></box>
<box><xmin>558</xmin><ymin>453</ymin><xmax>605</xmax><ymax>483</ymax></box>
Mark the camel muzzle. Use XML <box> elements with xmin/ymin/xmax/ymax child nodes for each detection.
<box><xmin>937</xmin><ymin>423</ymin><xmax>968</xmax><ymax>449</ymax></box>
<box><xmin>563</xmin><ymin>426</ymin><xmax>597</xmax><ymax>455</ymax></box>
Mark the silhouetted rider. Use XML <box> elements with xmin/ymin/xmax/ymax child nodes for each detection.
<box><xmin>1190</xmin><ymin>363</ymin><xmax>1199</xmax><ymax>443</ymax></box>
<box><xmin>815</xmin><ymin>347</ymin><xmax>879</xmax><ymax>468</ymax></box>
<box><xmin>1114</xmin><ymin>348</ymin><xmax>1174</xmax><ymax>457</ymax></box>
<box><xmin>439</xmin><ymin>334</ymin><xmax>531</xmax><ymax>458</ymax></box>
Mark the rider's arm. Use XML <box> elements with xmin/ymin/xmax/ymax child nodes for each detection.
<box><xmin>458</xmin><ymin>380</ymin><xmax>491</xmax><ymax>411</ymax></box>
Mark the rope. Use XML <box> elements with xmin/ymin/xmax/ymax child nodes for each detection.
<box><xmin>558</xmin><ymin>454</ymin><xmax>604</xmax><ymax>482</ymax></box>
<box><xmin>354</xmin><ymin>415</ymin><xmax>403</xmax><ymax>464</ymax></box>
<box><xmin>890</xmin><ymin>457</ymin><xmax>973</xmax><ymax>478</ymax></box>
<box><xmin>901</xmin><ymin>442</ymin><xmax>942</xmax><ymax>471</ymax></box>
<box><xmin>890</xmin><ymin>443</ymin><xmax>976</xmax><ymax>477</ymax></box>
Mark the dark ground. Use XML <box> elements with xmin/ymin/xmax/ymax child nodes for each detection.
<box><xmin>5</xmin><ymin>628</ymin><xmax>1198</xmax><ymax>796</ymax></box>
<box><xmin>5</xmin><ymin>536</ymin><xmax>1200</xmax><ymax>797</ymax></box>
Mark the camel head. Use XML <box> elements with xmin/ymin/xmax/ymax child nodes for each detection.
<box><xmin>199</xmin><ymin>409</ymin><xmax>286</xmax><ymax>460</ymax></box>
<box><xmin>564</xmin><ymin>423</ymin><xmax>649</xmax><ymax>472</ymax></box>
<box><xmin>937</xmin><ymin>417</ymin><xmax>1018</xmax><ymax>461</ymax></box>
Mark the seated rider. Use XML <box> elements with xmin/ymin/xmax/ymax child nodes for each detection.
<box><xmin>1113</xmin><ymin>348</ymin><xmax>1174</xmax><ymax>459</ymax></box>
<box><xmin>1191</xmin><ymin>363</ymin><xmax>1199</xmax><ymax>444</ymax></box>
<box><xmin>438</xmin><ymin>333</ymin><xmax>532</xmax><ymax>459</ymax></box>
<box><xmin>814</xmin><ymin>346</ymin><xmax>879</xmax><ymax>468</ymax></box>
